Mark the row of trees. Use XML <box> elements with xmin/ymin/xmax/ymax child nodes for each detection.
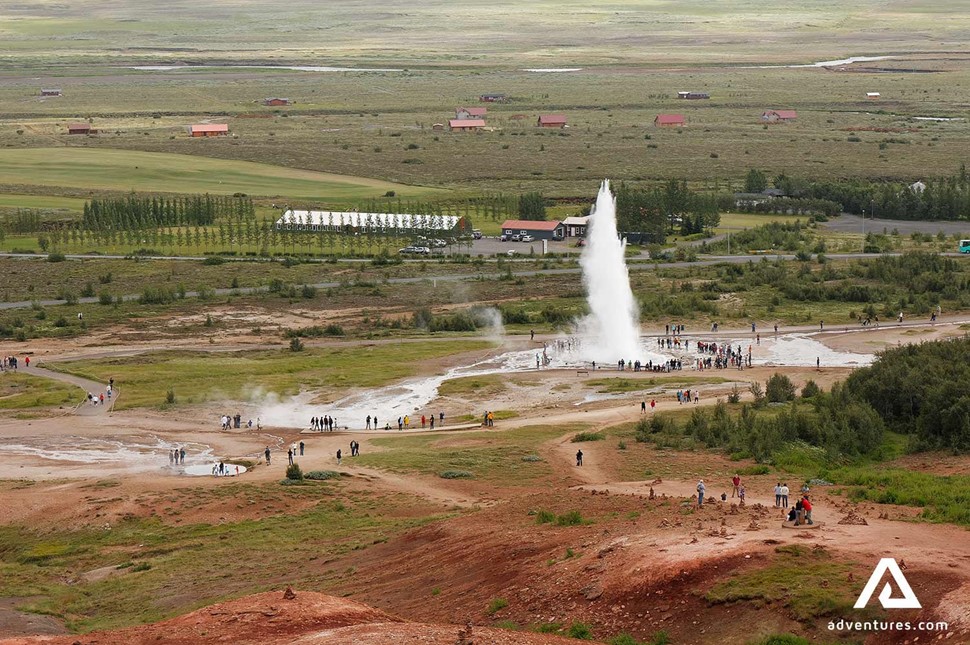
<box><xmin>83</xmin><ymin>195</ymin><xmax>254</xmax><ymax>229</ymax></box>
<box><xmin>747</xmin><ymin>165</ymin><xmax>970</xmax><ymax>220</ymax></box>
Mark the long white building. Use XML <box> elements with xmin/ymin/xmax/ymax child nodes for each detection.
<box><xmin>275</xmin><ymin>210</ymin><xmax>464</xmax><ymax>233</ymax></box>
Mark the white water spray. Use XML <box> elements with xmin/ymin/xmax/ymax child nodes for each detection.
<box><xmin>578</xmin><ymin>181</ymin><xmax>643</xmax><ymax>362</ymax></box>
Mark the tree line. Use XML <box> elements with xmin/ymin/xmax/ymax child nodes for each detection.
<box><xmin>746</xmin><ymin>165</ymin><xmax>970</xmax><ymax>220</ymax></box>
<box><xmin>83</xmin><ymin>195</ymin><xmax>254</xmax><ymax>229</ymax></box>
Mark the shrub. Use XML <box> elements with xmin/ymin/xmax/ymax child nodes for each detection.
<box><xmin>285</xmin><ymin>463</ymin><xmax>304</xmax><ymax>481</ymax></box>
<box><xmin>486</xmin><ymin>598</ymin><xmax>508</xmax><ymax>615</ymax></box>
<box><xmin>555</xmin><ymin>510</ymin><xmax>586</xmax><ymax>526</ymax></box>
<box><xmin>165</xmin><ymin>388</ymin><xmax>176</xmax><ymax>404</ymax></box>
<box><xmin>289</xmin><ymin>337</ymin><xmax>305</xmax><ymax>352</ymax></box>
<box><xmin>727</xmin><ymin>384</ymin><xmax>742</xmax><ymax>404</ymax></box>
<box><xmin>202</xmin><ymin>256</ymin><xmax>225</xmax><ymax>265</ymax></box>
<box><xmin>53</xmin><ymin>316</ymin><xmax>68</xmax><ymax>328</ymax></box>
<box><xmin>567</xmin><ymin>622</ymin><xmax>593</xmax><ymax>639</ymax></box>
<box><xmin>301</xmin><ymin>285</ymin><xmax>317</xmax><ymax>299</ymax></box>
<box><xmin>801</xmin><ymin>380</ymin><xmax>822</xmax><ymax>398</ymax></box>
<box><xmin>521</xmin><ymin>455</ymin><xmax>542</xmax><ymax>462</ymax></box>
<box><xmin>439</xmin><ymin>470</ymin><xmax>473</xmax><ymax>479</ymax></box>
<box><xmin>47</xmin><ymin>252</ymin><xmax>65</xmax><ymax>263</ymax></box>
<box><xmin>98</xmin><ymin>291</ymin><xmax>114</xmax><ymax>305</ymax></box>
<box><xmin>304</xmin><ymin>470</ymin><xmax>341</xmax><ymax>480</ymax></box>
<box><xmin>80</xmin><ymin>282</ymin><xmax>95</xmax><ymax>298</ymax></box>
<box><xmin>571</xmin><ymin>432</ymin><xmax>605</xmax><ymax>442</ymax></box>
<box><xmin>534</xmin><ymin>510</ymin><xmax>555</xmax><ymax>524</ymax></box>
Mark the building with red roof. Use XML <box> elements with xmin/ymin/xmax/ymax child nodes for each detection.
<box><xmin>537</xmin><ymin>114</ymin><xmax>567</xmax><ymax>128</ymax></box>
<box><xmin>500</xmin><ymin>219</ymin><xmax>565</xmax><ymax>241</ymax></box>
<box><xmin>654</xmin><ymin>114</ymin><xmax>686</xmax><ymax>127</ymax></box>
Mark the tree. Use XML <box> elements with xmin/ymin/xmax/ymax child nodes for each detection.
<box><xmin>745</xmin><ymin>169</ymin><xmax>768</xmax><ymax>194</ymax></box>
<box><xmin>766</xmin><ymin>373</ymin><xmax>796</xmax><ymax>402</ymax></box>
<box><xmin>518</xmin><ymin>192</ymin><xmax>546</xmax><ymax>221</ymax></box>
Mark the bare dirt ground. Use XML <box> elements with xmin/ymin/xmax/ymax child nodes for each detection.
<box><xmin>1</xmin><ymin>319</ymin><xmax>969</xmax><ymax>643</ymax></box>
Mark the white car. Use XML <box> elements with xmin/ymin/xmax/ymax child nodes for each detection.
<box><xmin>414</xmin><ymin>246</ymin><xmax>431</xmax><ymax>254</ymax></box>
<box><xmin>521</xmin><ymin>235</ymin><xmax>535</xmax><ymax>243</ymax></box>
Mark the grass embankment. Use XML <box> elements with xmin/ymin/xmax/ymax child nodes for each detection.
<box><xmin>48</xmin><ymin>341</ymin><xmax>492</xmax><ymax>409</ymax></box>
<box><xmin>825</xmin><ymin>467</ymin><xmax>970</xmax><ymax>526</ymax></box>
<box><xmin>354</xmin><ymin>424</ymin><xmax>584</xmax><ymax>483</ymax></box>
<box><xmin>706</xmin><ymin>545</ymin><xmax>873</xmax><ymax>623</ymax></box>
<box><xmin>588</xmin><ymin>376</ymin><xmax>731</xmax><ymax>394</ymax></box>
<box><xmin>0</xmin><ymin>149</ymin><xmax>442</xmax><ymax>202</ymax></box>
<box><xmin>0</xmin><ymin>482</ymin><xmax>442</xmax><ymax>632</ymax></box>
<box><xmin>0</xmin><ymin>372</ymin><xmax>82</xmax><ymax>409</ymax></box>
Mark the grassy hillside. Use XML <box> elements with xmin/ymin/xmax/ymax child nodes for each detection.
<box><xmin>1</xmin><ymin>0</ymin><xmax>967</xmax><ymax>66</ymax></box>
<box><xmin>0</xmin><ymin>148</ymin><xmax>443</xmax><ymax>201</ymax></box>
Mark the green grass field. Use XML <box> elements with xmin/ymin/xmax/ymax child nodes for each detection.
<box><xmin>0</xmin><ymin>148</ymin><xmax>443</xmax><ymax>202</ymax></box>
<box><xmin>48</xmin><ymin>341</ymin><xmax>492</xmax><ymax>409</ymax></box>
<box><xmin>0</xmin><ymin>372</ymin><xmax>83</xmax><ymax>409</ymax></box>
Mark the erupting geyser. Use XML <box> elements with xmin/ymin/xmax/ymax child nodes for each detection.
<box><xmin>578</xmin><ymin>180</ymin><xmax>643</xmax><ymax>362</ymax></box>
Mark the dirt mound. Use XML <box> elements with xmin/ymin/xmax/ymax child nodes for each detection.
<box><xmin>837</xmin><ymin>510</ymin><xmax>869</xmax><ymax>526</ymax></box>
<box><xmin>0</xmin><ymin>591</ymin><xmax>579</xmax><ymax>645</ymax></box>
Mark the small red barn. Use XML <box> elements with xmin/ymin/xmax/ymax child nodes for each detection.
<box><xmin>654</xmin><ymin>114</ymin><xmax>686</xmax><ymax>127</ymax></box>
<box><xmin>537</xmin><ymin>114</ymin><xmax>567</xmax><ymax>128</ymax></box>
<box><xmin>67</xmin><ymin>123</ymin><xmax>94</xmax><ymax>135</ymax></box>
<box><xmin>189</xmin><ymin>124</ymin><xmax>230</xmax><ymax>137</ymax></box>
<box><xmin>263</xmin><ymin>98</ymin><xmax>291</xmax><ymax>106</ymax></box>
<box><xmin>449</xmin><ymin>119</ymin><xmax>486</xmax><ymax>132</ymax></box>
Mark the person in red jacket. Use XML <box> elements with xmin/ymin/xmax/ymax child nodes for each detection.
<box><xmin>731</xmin><ymin>474</ymin><xmax>741</xmax><ymax>498</ymax></box>
<box><xmin>802</xmin><ymin>496</ymin><xmax>813</xmax><ymax>525</ymax></box>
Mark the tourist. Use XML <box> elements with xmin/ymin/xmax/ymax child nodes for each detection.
<box><xmin>430</xmin><ymin>415</ymin><xmax>435</xmax><ymax>429</ymax></box>
<box><xmin>398</xmin><ymin>417</ymin><xmax>403</xmax><ymax>431</ymax></box>
<box><xmin>487</xmin><ymin>411</ymin><xmax>494</xmax><ymax>427</ymax></box>
<box><xmin>421</xmin><ymin>414</ymin><xmax>426</xmax><ymax>428</ymax></box>
<box><xmin>366</xmin><ymin>415</ymin><xmax>371</xmax><ymax>430</ymax></box>
<box><xmin>819</xmin><ymin>320</ymin><xmax>824</xmax><ymax>331</ymax></box>
<box><xmin>739</xmin><ymin>484</ymin><xmax>746</xmax><ymax>504</ymax></box>
<box><xmin>575</xmin><ymin>449</ymin><xmax>583</xmax><ymax>467</ymax></box>
<box><xmin>641</xmin><ymin>401</ymin><xmax>646</xmax><ymax>414</ymax></box>
<box><xmin>531</xmin><ymin>329</ymin><xmax>535</xmax><ymax>341</ymax></box>
<box><xmin>802</xmin><ymin>496</ymin><xmax>813</xmax><ymax>524</ymax></box>
<box><xmin>287</xmin><ymin>448</ymin><xmax>293</xmax><ymax>465</ymax></box>
<box><xmin>898</xmin><ymin>311</ymin><xmax>904</xmax><ymax>323</ymax></box>
<box><xmin>696</xmin><ymin>479</ymin><xmax>705</xmax><ymax>507</ymax></box>
<box><xmin>299</xmin><ymin>441</ymin><xmax>304</xmax><ymax>456</ymax></box>
<box><xmin>731</xmin><ymin>474</ymin><xmax>741</xmax><ymax>498</ymax></box>
<box><xmin>774</xmin><ymin>482</ymin><xmax>782</xmax><ymax>507</ymax></box>
<box><xmin>650</xmin><ymin>399</ymin><xmax>656</xmax><ymax>411</ymax></box>
<box><xmin>373</xmin><ymin>415</ymin><xmax>378</xmax><ymax>429</ymax></box>
<box><xmin>816</xmin><ymin>357</ymin><xmax>820</xmax><ymax>371</ymax></box>
<box><xmin>439</xmin><ymin>412</ymin><xmax>444</xmax><ymax>424</ymax></box>
<box><xmin>179</xmin><ymin>447</ymin><xmax>185</xmax><ymax>464</ymax></box>
<box><xmin>265</xmin><ymin>447</ymin><xmax>271</xmax><ymax>465</ymax></box>
<box><xmin>780</xmin><ymin>483</ymin><xmax>789</xmax><ymax>508</ymax></box>
<box><xmin>336</xmin><ymin>449</ymin><xmax>342</xmax><ymax>465</ymax></box>
<box><xmin>169</xmin><ymin>450</ymin><xmax>174</xmax><ymax>465</ymax></box>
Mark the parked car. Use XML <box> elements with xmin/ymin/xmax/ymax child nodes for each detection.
<box><xmin>499</xmin><ymin>234</ymin><xmax>509</xmax><ymax>241</ymax></box>
<box><xmin>431</xmin><ymin>238</ymin><xmax>447</xmax><ymax>247</ymax></box>
<box><xmin>472</xmin><ymin>230</ymin><xmax>483</xmax><ymax>240</ymax></box>
<box><xmin>521</xmin><ymin>235</ymin><xmax>535</xmax><ymax>243</ymax></box>
<box><xmin>413</xmin><ymin>246</ymin><xmax>431</xmax><ymax>254</ymax></box>
<box><xmin>399</xmin><ymin>246</ymin><xmax>418</xmax><ymax>254</ymax></box>
<box><xmin>510</xmin><ymin>234</ymin><xmax>521</xmax><ymax>242</ymax></box>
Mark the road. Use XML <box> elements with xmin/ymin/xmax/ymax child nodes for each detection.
<box><xmin>825</xmin><ymin>214</ymin><xmax>970</xmax><ymax>238</ymax></box>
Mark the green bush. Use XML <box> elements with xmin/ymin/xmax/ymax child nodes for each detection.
<box><xmin>567</xmin><ymin>622</ymin><xmax>593</xmax><ymax>640</ymax></box>
<box><xmin>534</xmin><ymin>510</ymin><xmax>555</xmax><ymax>524</ymax></box>
<box><xmin>285</xmin><ymin>463</ymin><xmax>304</xmax><ymax>481</ymax></box>
<box><xmin>304</xmin><ymin>470</ymin><xmax>341</xmax><ymax>480</ymax></box>
<box><xmin>439</xmin><ymin>470</ymin><xmax>473</xmax><ymax>479</ymax></box>
<box><xmin>571</xmin><ymin>432</ymin><xmax>605</xmax><ymax>442</ymax></box>
<box><xmin>486</xmin><ymin>597</ymin><xmax>508</xmax><ymax>615</ymax></box>
<box><xmin>554</xmin><ymin>510</ymin><xmax>586</xmax><ymax>526</ymax></box>
<box><xmin>800</xmin><ymin>380</ymin><xmax>822</xmax><ymax>398</ymax></box>
<box><xmin>98</xmin><ymin>291</ymin><xmax>114</xmax><ymax>305</ymax></box>
<box><xmin>765</xmin><ymin>373</ymin><xmax>796</xmax><ymax>403</ymax></box>
<box><xmin>289</xmin><ymin>337</ymin><xmax>304</xmax><ymax>352</ymax></box>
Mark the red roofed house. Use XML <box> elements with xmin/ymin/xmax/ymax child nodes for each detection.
<box><xmin>761</xmin><ymin>110</ymin><xmax>798</xmax><ymax>123</ymax></box>
<box><xmin>654</xmin><ymin>114</ymin><xmax>686</xmax><ymax>127</ymax></box>
<box><xmin>449</xmin><ymin>118</ymin><xmax>486</xmax><ymax>132</ymax></box>
<box><xmin>263</xmin><ymin>98</ymin><xmax>291</xmax><ymax>106</ymax></box>
<box><xmin>537</xmin><ymin>114</ymin><xmax>567</xmax><ymax>128</ymax></box>
<box><xmin>67</xmin><ymin>123</ymin><xmax>94</xmax><ymax>135</ymax></box>
<box><xmin>456</xmin><ymin>107</ymin><xmax>487</xmax><ymax>119</ymax></box>
<box><xmin>189</xmin><ymin>124</ymin><xmax>230</xmax><ymax>137</ymax></box>
<box><xmin>500</xmin><ymin>219</ymin><xmax>565</xmax><ymax>241</ymax></box>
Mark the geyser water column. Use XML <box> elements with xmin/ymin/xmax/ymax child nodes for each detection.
<box><xmin>579</xmin><ymin>180</ymin><xmax>643</xmax><ymax>362</ymax></box>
